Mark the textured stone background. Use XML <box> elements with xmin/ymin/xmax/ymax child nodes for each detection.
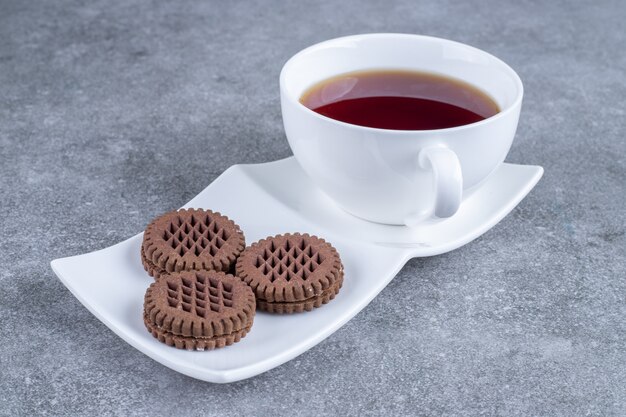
<box><xmin>1</xmin><ymin>0</ymin><xmax>625</xmax><ymax>415</ymax></box>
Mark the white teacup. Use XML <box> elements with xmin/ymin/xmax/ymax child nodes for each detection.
<box><xmin>280</xmin><ymin>34</ymin><xmax>523</xmax><ymax>226</ymax></box>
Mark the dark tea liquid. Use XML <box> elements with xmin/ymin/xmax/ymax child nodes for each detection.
<box><xmin>300</xmin><ymin>69</ymin><xmax>499</xmax><ymax>130</ymax></box>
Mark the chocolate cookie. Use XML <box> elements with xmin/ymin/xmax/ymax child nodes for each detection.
<box><xmin>143</xmin><ymin>270</ymin><xmax>256</xmax><ymax>350</ymax></box>
<box><xmin>235</xmin><ymin>233</ymin><xmax>344</xmax><ymax>314</ymax></box>
<box><xmin>141</xmin><ymin>209</ymin><xmax>245</xmax><ymax>280</ymax></box>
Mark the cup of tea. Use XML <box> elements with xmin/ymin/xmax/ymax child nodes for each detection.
<box><xmin>280</xmin><ymin>33</ymin><xmax>523</xmax><ymax>226</ymax></box>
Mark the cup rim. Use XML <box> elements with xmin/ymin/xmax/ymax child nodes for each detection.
<box><xmin>280</xmin><ymin>33</ymin><xmax>524</xmax><ymax>135</ymax></box>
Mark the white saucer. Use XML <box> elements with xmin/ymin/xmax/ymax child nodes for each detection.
<box><xmin>51</xmin><ymin>157</ymin><xmax>543</xmax><ymax>383</ymax></box>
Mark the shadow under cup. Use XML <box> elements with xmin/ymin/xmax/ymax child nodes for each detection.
<box><xmin>280</xmin><ymin>34</ymin><xmax>524</xmax><ymax>226</ymax></box>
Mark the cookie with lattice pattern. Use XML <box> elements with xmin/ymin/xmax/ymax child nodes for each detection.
<box><xmin>143</xmin><ymin>270</ymin><xmax>255</xmax><ymax>350</ymax></box>
<box><xmin>141</xmin><ymin>209</ymin><xmax>245</xmax><ymax>279</ymax></box>
<box><xmin>235</xmin><ymin>233</ymin><xmax>344</xmax><ymax>314</ymax></box>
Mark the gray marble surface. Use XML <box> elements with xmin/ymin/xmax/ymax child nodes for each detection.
<box><xmin>1</xmin><ymin>0</ymin><xmax>625</xmax><ymax>415</ymax></box>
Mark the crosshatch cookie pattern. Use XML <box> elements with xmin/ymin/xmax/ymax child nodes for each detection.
<box><xmin>141</xmin><ymin>209</ymin><xmax>245</xmax><ymax>279</ymax></box>
<box><xmin>236</xmin><ymin>233</ymin><xmax>344</xmax><ymax>313</ymax></box>
<box><xmin>143</xmin><ymin>270</ymin><xmax>256</xmax><ymax>350</ymax></box>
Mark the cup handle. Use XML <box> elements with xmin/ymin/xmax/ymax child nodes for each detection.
<box><xmin>404</xmin><ymin>146</ymin><xmax>463</xmax><ymax>227</ymax></box>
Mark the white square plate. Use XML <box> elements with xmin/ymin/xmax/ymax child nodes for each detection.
<box><xmin>51</xmin><ymin>157</ymin><xmax>542</xmax><ymax>383</ymax></box>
